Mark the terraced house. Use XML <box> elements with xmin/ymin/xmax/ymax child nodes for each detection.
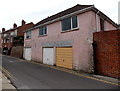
<box><xmin>24</xmin><ymin>4</ymin><xmax>117</xmax><ymax>73</ymax></box>
<box><xmin>2</xmin><ymin>20</ymin><xmax>34</xmax><ymax>55</ymax></box>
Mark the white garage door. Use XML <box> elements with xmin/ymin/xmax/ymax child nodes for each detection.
<box><xmin>24</xmin><ymin>48</ymin><xmax>31</xmax><ymax>61</ymax></box>
<box><xmin>43</xmin><ymin>48</ymin><xmax>55</xmax><ymax>65</ymax></box>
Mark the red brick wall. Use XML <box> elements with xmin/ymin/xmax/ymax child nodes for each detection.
<box><xmin>2</xmin><ymin>42</ymin><xmax>12</xmax><ymax>49</ymax></box>
<box><xmin>93</xmin><ymin>30</ymin><xmax>120</xmax><ymax>78</ymax></box>
<box><xmin>17</xmin><ymin>22</ymin><xmax>34</xmax><ymax>36</ymax></box>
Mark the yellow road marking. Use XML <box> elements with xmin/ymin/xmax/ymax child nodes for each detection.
<box><xmin>0</xmin><ymin>66</ymin><xmax>16</xmax><ymax>80</ymax></box>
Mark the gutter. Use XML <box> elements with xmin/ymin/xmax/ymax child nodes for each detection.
<box><xmin>92</xmin><ymin>7</ymin><xmax>118</xmax><ymax>28</ymax></box>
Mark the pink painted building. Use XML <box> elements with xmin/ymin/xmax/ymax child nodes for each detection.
<box><xmin>24</xmin><ymin>5</ymin><xmax>117</xmax><ymax>73</ymax></box>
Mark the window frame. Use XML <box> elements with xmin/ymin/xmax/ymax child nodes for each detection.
<box><xmin>100</xmin><ymin>18</ymin><xmax>105</xmax><ymax>31</ymax></box>
<box><xmin>61</xmin><ymin>15</ymin><xmax>78</xmax><ymax>32</ymax></box>
<box><xmin>26</xmin><ymin>30</ymin><xmax>32</xmax><ymax>39</ymax></box>
<box><xmin>39</xmin><ymin>26</ymin><xmax>47</xmax><ymax>36</ymax></box>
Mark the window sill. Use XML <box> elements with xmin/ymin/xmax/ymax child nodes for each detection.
<box><xmin>38</xmin><ymin>34</ymin><xmax>47</xmax><ymax>37</ymax></box>
<box><xmin>61</xmin><ymin>27</ymin><xmax>79</xmax><ymax>33</ymax></box>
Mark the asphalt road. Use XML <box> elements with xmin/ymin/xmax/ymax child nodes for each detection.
<box><xmin>1</xmin><ymin>55</ymin><xmax>119</xmax><ymax>90</ymax></box>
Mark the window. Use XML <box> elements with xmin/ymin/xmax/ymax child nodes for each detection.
<box><xmin>3</xmin><ymin>39</ymin><xmax>5</xmax><ymax>43</ymax></box>
<box><xmin>4</xmin><ymin>39</ymin><xmax>7</xmax><ymax>43</ymax></box>
<box><xmin>26</xmin><ymin>31</ymin><xmax>31</xmax><ymax>39</ymax></box>
<box><xmin>39</xmin><ymin>26</ymin><xmax>47</xmax><ymax>36</ymax></box>
<box><xmin>72</xmin><ymin>16</ymin><xmax>78</xmax><ymax>28</ymax></box>
<box><xmin>11</xmin><ymin>37</ymin><xmax>13</xmax><ymax>42</ymax></box>
<box><xmin>100</xmin><ymin>18</ymin><xmax>105</xmax><ymax>31</ymax></box>
<box><xmin>62</xmin><ymin>16</ymin><xmax>78</xmax><ymax>31</ymax></box>
<box><xmin>11</xmin><ymin>32</ymin><xmax>15</xmax><ymax>36</ymax></box>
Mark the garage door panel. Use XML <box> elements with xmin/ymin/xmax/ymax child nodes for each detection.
<box><xmin>24</xmin><ymin>48</ymin><xmax>31</xmax><ymax>61</ymax></box>
<box><xmin>56</xmin><ymin>53</ymin><xmax>72</xmax><ymax>55</ymax></box>
<box><xmin>57</xmin><ymin>63</ymin><xmax>72</xmax><ymax>69</ymax></box>
<box><xmin>43</xmin><ymin>48</ymin><xmax>55</xmax><ymax>66</ymax></box>
<box><xmin>56</xmin><ymin>47</ymin><xmax>73</xmax><ymax>69</ymax></box>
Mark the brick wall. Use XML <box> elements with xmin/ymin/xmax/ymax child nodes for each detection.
<box><xmin>10</xmin><ymin>46</ymin><xmax>23</xmax><ymax>58</ymax></box>
<box><xmin>2</xmin><ymin>42</ymin><xmax>12</xmax><ymax>49</ymax></box>
<box><xmin>93</xmin><ymin>30</ymin><xmax>120</xmax><ymax>78</ymax></box>
<box><xmin>17</xmin><ymin>22</ymin><xmax>34</xmax><ymax>36</ymax></box>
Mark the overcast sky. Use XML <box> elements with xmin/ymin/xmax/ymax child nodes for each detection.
<box><xmin>0</xmin><ymin>0</ymin><xmax>119</xmax><ymax>31</ymax></box>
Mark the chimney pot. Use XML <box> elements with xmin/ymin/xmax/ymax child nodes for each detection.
<box><xmin>2</xmin><ymin>28</ymin><xmax>5</xmax><ymax>32</ymax></box>
<box><xmin>13</xmin><ymin>23</ymin><xmax>17</xmax><ymax>28</ymax></box>
<box><xmin>22</xmin><ymin>20</ymin><xmax>26</xmax><ymax>26</ymax></box>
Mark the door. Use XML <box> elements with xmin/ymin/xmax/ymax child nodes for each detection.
<box><xmin>43</xmin><ymin>48</ymin><xmax>55</xmax><ymax>65</ymax></box>
<box><xmin>56</xmin><ymin>47</ymin><xmax>73</xmax><ymax>69</ymax></box>
<box><xmin>24</xmin><ymin>48</ymin><xmax>31</xmax><ymax>61</ymax></box>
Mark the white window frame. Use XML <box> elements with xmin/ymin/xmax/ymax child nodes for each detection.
<box><xmin>39</xmin><ymin>26</ymin><xmax>48</xmax><ymax>36</ymax></box>
<box><xmin>61</xmin><ymin>15</ymin><xmax>78</xmax><ymax>32</ymax></box>
<box><xmin>26</xmin><ymin>31</ymin><xmax>32</xmax><ymax>39</ymax></box>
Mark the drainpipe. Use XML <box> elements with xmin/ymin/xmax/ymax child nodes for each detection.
<box><xmin>96</xmin><ymin>11</ymin><xmax>100</xmax><ymax>32</ymax></box>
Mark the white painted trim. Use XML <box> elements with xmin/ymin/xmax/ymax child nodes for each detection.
<box><xmin>96</xmin><ymin>11</ymin><xmax>99</xmax><ymax>32</ymax></box>
<box><xmin>71</xmin><ymin>17</ymin><xmax>73</xmax><ymax>29</ymax></box>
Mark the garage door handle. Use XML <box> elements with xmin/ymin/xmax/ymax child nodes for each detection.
<box><xmin>63</xmin><ymin>60</ymin><xmax>64</xmax><ymax>62</ymax></box>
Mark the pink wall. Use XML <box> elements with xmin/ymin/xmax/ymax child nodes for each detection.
<box><xmin>105</xmin><ymin>21</ymin><xmax>117</xmax><ymax>31</ymax></box>
<box><xmin>92</xmin><ymin>13</ymin><xmax>117</xmax><ymax>32</ymax></box>
<box><xmin>24</xmin><ymin>11</ymin><xmax>117</xmax><ymax>73</ymax></box>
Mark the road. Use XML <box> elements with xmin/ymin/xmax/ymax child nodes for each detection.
<box><xmin>1</xmin><ymin>55</ymin><xmax>119</xmax><ymax>89</ymax></box>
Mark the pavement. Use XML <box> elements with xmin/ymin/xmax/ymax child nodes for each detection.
<box><xmin>0</xmin><ymin>71</ymin><xmax>16</xmax><ymax>90</ymax></box>
<box><xmin>0</xmin><ymin>53</ymin><xmax>16</xmax><ymax>90</ymax></box>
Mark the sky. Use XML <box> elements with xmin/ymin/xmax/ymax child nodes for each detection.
<box><xmin>0</xmin><ymin>0</ymin><xmax>119</xmax><ymax>31</ymax></box>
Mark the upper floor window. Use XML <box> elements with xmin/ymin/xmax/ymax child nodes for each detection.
<box><xmin>61</xmin><ymin>16</ymin><xmax>78</xmax><ymax>31</ymax></box>
<box><xmin>100</xmin><ymin>18</ymin><xmax>105</xmax><ymax>31</ymax></box>
<box><xmin>26</xmin><ymin>31</ymin><xmax>31</xmax><ymax>39</ymax></box>
<box><xmin>39</xmin><ymin>26</ymin><xmax>47</xmax><ymax>36</ymax></box>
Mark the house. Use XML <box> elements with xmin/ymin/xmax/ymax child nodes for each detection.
<box><xmin>24</xmin><ymin>4</ymin><xmax>117</xmax><ymax>73</ymax></box>
<box><xmin>2</xmin><ymin>20</ymin><xmax>34</xmax><ymax>54</ymax></box>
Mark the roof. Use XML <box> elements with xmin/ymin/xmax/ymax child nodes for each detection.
<box><xmin>2</xmin><ymin>22</ymin><xmax>34</xmax><ymax>34</ymax></box>
<box><xmin>26</xmin><ymin>4</ymin><xmax>117</xmax><ymax>31</ymax></box>
<box><xmin>34</xmin><ymin>4</ymin><xmax>93</xmax><ymax>27</ymax></box>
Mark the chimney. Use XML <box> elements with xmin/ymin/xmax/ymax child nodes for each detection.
<box><xmin>2</xmin><ymin>28</ymin><xmax>5</xmax><ymax>32</ymax></box>
<box><xmin>22</xmin><ymin>20</ymin><xmax>26</xmax><ymax>26</ymax></box>
<box><xmin>13</xmin><ymin>23</ymin><xmax>17</xmax><ymax>28</ymax></box>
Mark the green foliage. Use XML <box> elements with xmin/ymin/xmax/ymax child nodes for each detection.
<box><xmin>13</xmin><ymin>36</ymin><xmax>24</xmax><ymax>40</ymax></box>
<box><xmin>13</xmin><ymin>36</ymin><xmax>24</xmax><ymax>46</ymax></box>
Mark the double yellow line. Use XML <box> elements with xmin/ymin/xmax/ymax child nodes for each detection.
<box><xmin>0</xmin><ymin>65</ymin><xmax>16</xmax><ymax>80</ymax></box>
